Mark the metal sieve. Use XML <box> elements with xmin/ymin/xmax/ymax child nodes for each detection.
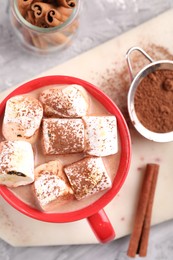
<box><xmin>126</xmin><ymin>46</ymin><xmax>173</xmax><ymax>142</ymax></box>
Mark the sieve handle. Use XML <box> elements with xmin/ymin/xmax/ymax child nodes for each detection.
<box><xmin>126</xmin><ymin>46</ymin><xmax>154</xmax><ymax>81</ymax></box>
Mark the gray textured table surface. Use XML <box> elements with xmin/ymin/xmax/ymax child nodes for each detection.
<box><xmin>1</xmin><ymin>0</ymin><xmax>173</xmax><ymax>259</ymax></box>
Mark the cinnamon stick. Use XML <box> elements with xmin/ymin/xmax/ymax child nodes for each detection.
<box><xmin>43</xmin><ymin>31</ymin><xmax>68</xmax><ymax>45</ymax></box>
<box><xmin>25</xmin><ymin>10</ymin><xmax>35</xmax><ymax>25</ymax></box>
<box><xmin>127</xmin><ymin>164</ymin><xmax>159</xmax><ymax>258</ymax></box>
<box><xmin>31</xmin><ymin>2</ymin><xmax>54</xmax><ymax>18</ymax></box>
<box><xmin>57</xmin><ymin>6</ymin><xmax>73</xmax><ymax>17</ymax></box>
<box><xmin>31</xmin><ymin>2</ymin><xmax>54</xmax><ymax>27</ymax></box>
<box><xmin>138</xmin><ymin>165</ymin><xmax>159</xmax><ymax>257</ymax></box>
<box><xmin>56</xmin><ymin>0</ymin><xmax>76</xmax><ymax>8</ymax></box>
<box><xmin>45</xmin><ymin>9</ymin><xmax>62</xmax><ymax>27</ymax></box>
<box><xmin>56</xmin><ymin>6</ymin><xmax>73</xmax><ymax>22</ymax></box>
<box><xmin>29</xmin><ymin>32</ymin><xmax>48</xmax><ymax>49</ymax></box>
<box><xmin>17</xmin><ymin>0</ymin><xmax>34</xmax><ymax>17</ymax></box>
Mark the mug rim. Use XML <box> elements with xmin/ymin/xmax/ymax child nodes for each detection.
<box><xmin>0</xmin><ymin>75</ymin><xmax>131</xmax><ymax>223</ymax></box>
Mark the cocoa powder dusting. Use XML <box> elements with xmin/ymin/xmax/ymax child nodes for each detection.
<box><xmin>134</xmin><ymin>70</ymin><xmax>173</xmax><ymax>133</ymax></box>
<box><xmin>92</xmin><ymin>44</ymin><xmax>173</xmax><ymax>128</ymax></box>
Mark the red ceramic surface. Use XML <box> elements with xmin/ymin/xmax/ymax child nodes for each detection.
<box><xmin>0</xmin><ymin>76</ymin><xmax>131</xmax><ymax>243</ymax></box>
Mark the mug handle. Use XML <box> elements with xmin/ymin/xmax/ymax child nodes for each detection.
<box><xmin>126</xmin><ymin>46</ymin><xmax>154</xmax><ymax>81</ymax></box>
<box><xmin>87</xmin><ymin>209</ymin><xmax>115</xmax><ymax>243</ymax></box>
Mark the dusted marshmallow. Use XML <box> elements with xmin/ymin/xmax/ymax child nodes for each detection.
<box><xmin>39</xmin><ymin>84</ymin><xmax>89</xmax><ymax>117</ymax></box>
<box><xmin>2</xmin><ymin>95</ymin><xmax>43</xmax><ymax>143</ymax></box>
<box><xmin>42</xmin><ymin>118</ymin><xmax>84</xmax><ymax>154</ymax></box>
<box><xmin>83</xmin><ymin>116</ymin><xmax>118</xmax><ymax>156</ymax></box>
<box><xmin>33</xmin><ymin>160</ymin><xmax>74</xmax><ymax>211</ymax></box>
<box><xmin>0</xmin><ymin>141</ymin><xmax>34</xmax><ymax>187</ymax></box>
<box><xmin>64</xmin><ymin>157</ymin><xmax>112</xmax><ymax>200</ymax></box>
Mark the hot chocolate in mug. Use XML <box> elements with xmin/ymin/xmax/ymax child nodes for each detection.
<box><xmin>0</xmin><ymin>76</ymin><xmax>131</xmax><ymax>243</ymax></box>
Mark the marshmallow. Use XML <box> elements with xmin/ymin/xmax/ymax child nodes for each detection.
<box><xmin>64</xmin><ymin>157</ymin><xmax>112</xmax><ymax>200</ymax></box>
<box><xmin>33</xmin><ymin>160</ymin><xmax>74</xmax><ymax>211</ymax></box>
<box><xmin>42</xmin><ymin>118</ymin><xmax>84</xmax><ymax>154</ymax></box>
<box><xmin>2</xmin><ymin>95</ymin><xmax>43</xmax><ymax>143</ymax></box>
<box><xmin>0</xmin><ymin>140</ymin><xmax>34</xmax><ymax>187</ymax></box>
<box><xmin>82</xmin><ymin>116</ymin><xmax>118</xmax><ymax>156</ymax></box>
<box><xmin>39</xmin><ymin>84</ymin><xmax>89</xmax><ymax>117</ymax></box>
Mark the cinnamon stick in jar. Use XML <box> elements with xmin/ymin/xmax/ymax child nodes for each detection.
<box><xmin>29</xmin><ymin>31</ymin><xmax>48</xmax><ymax>49</ymax></box>
<box><xmin>45</xmin><ymin>9</ymin><xmax>62</xmax><ymax>27</ymax></box>
<box><xmin>56</xmin><ymin>6</ymin><xmax>73</xmax><ymax>22</ymax></box>
<box><xmin>43</xmin><ymin>31</ymin><xmax>68</xmax><ymax>45</ymax></box>
<box><xmin>17</xmin><ymin>0</ymin><xmax>34</xmax><ymax>17</ymax></box>
<box><xmin>56</xmin><ymin>0</ymin><xmax>76</xmax><ymax>8</ymax></box>
<box><xmin>31</xmin><ymin>2</ymin><xmax>54</xmax><ymax>27</ymax></box>
<box><xmin>31</xmin><ymin>2</ymin><xmax>54</xmax><ymax>18</ymax></box>
<box><xmin>25</xmin><ymin>10</ymin><xmax>35</xmax><ymax>25</ymax></box>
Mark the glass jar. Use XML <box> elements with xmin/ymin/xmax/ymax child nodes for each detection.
<box><xmin>10</xmin><ymin>0</ymin><xmax>81</xmax><ymax>54</ymax></box>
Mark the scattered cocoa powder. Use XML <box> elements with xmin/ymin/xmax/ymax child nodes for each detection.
<box><xmin>134</xmin><ymin>69</ymin><xmax>173</xmax><ymax>133</ymax></box>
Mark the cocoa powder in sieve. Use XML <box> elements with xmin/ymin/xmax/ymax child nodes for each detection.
<box><xmin>92</xmin><ymin>44</ymin><xmax>173</xmax><ymax>125</ymax></box>
<box><xmin>134</xmin><ymin>69</ymin><xmax>173</xmax><ymax>133</ymax></box>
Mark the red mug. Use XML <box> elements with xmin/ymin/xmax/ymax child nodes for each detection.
<box><xmin>0</xmin><ymin>76</ymin><xmax>131</xmax><ymax>243</ymax></box>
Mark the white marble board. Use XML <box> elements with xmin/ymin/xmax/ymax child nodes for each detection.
<box><xmin>1</xmin><ymin>10</ymin><xmax>173</xmax><ymax>246</ymax></box>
